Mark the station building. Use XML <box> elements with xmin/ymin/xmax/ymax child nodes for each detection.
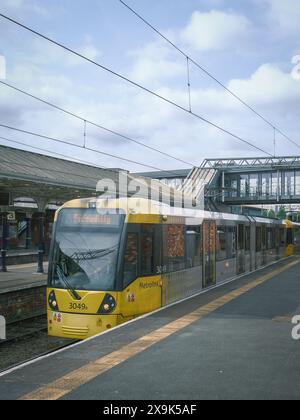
<box><xmin>0</xmin><ymin>145</ymin><xmax>120</xmax><ymax>271</ymax></box>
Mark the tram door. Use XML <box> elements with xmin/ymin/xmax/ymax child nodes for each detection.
<box><xmin>237</xmin><ymin>224</ymin><xmax>245</xmax><ymax>275</ymax></box>
<box><xmin>203</xmin><ymin>220</ymin><xmax>216</xmax><ymax>288</ymax></box>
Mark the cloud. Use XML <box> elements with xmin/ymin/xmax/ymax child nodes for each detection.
<box><xmin>129</xmin><ymin>41</ymin><xmax>185</xmax><ymax>85</ymax></box>
<box><xmin>0</xmin><ymin>0</ymin><xmax>49</xmax><ymax>16</ymax></box>
<box><xmin>266</xmin><ymin>0</ymin><xmax>300</xmax><ymax>35</ymax></box>
<box><xmin>181</xmin><ymin>10</ymin><xmax>251</xmax><ymax>51</ymax></box>
<box><xmin>12</xmin><ymin>35</ymin><xmax>102</xmax><ymax>70</ymax></box>
<box><xmin>79</xmin><ymin>44</ymin><xmax>101</xmax><ymax>61</ymax></box>
<box><xmin>1</xmin><ymin>0</ymin><xmax>24</xmax><ymax>9</ymax></box>
<box><xmin>2</xmin><ymin>57</ymin><xmax>300</xmax><ymax>171</ymax></box>
<box><xmin>1</xmin><ymin>2</ymin><xmax>300</xmax><ymax>172</ymax></box>
<box><xmin>228</xmin><ymin>63</ymin><xmax>300</xmax><ymax>106</ymax></box>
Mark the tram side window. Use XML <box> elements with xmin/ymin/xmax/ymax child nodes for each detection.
<box><xmin>217</xmin><ymin>226</ymin><xmax>227</xmax><ymax>261</ymax></box>
<box><xmin>267</xmin><ymin>227</ymin><xmax>275</xmax><ymax>249</ymax></box>
<box><xmin>294</xmin><ymin>228</ymin><xmax>300</xmax><ymax>248</ymax></box>
<box><xmin>186</xmin><ymin>226</ymin><xmax>202</xmax><ymax>268</ymax></box>
<box><xmin>238</xmin><ymin>225</ymin><xmax>245</xmax><ymax>250</ymax></box>
<box><xmin>227</xmin><ymin>227</ymin><xmax>237</xmax><ymax>259</ymax></box>
<box><xmin>275</xmin><ymin>228</ymin><xmax>280</xmax><ymax>249</ymax></box>
<box><xmin>163</xmin><ymin>225</ymin><xmax>185</xmax><ymax>273</ymax></box>
<box><xmin>256</xmin><ymin>227</ymin><xmax>262</xmax><ymax>252</ymax></box>
<box><xmin>245</xmin><ymin>226</ymin><xmax>251</xmax><ymax>251</ymax></box>
<box><xmin>123</xmin><ymin>233</ymin><xmax>138</xmax><ymax>287</ymax></box>
<box><xmin>280</xmin><ymin>228</ymin><xmax>285</xmax><ymax>247</ymax></box>
<box><xmin>141</xmin><ymin>225</ymin><xmax>154</xmax><ymax>276</ymax></box>
<box><xmin>262</xmin><ymin>226</ymin><xmax>267</xmax><ymax>249</ymax></box>
<box><xmin>287</xmin><ymin>229</ymin><xmax>294</xmax><ymax>246</ymax></box>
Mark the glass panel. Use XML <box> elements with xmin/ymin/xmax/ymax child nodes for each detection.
<box><xmin>296</xmin><ymin>172</ymin><xmax>300</xmax><ymax>195</ymax></box>
<box><xmin>245</xmin><ymin>226</ymin><xmax>251</xmax><ymax>251</ymax></box>
<box><xmin>261</xmin><ymin>173</ymin><xmax>271</xmax><ymax>197</ymax></box>
<box><xmin>227</xmin><ymin>177</ymin><xmax>238</xmax><ymax>198</ymax></box>
<box><xmin>287</xmin><ymin>229</ymin><xmax>293</xmax><ymax>245</ymax></box>
<box><xmin>227</xmin><ymin>227</ymin><xmax>237</xmax><ymax>258</ymax></box>
<box><xmin>266</xmin><ymin>228</ymin><xmax>275</xmax><ymax>249</ymax></box>
<box><xmin>280</xmin><ymin>228</ymin><xmax>285</xmax><ymax>247</ymax></box>
<box><xmin>49</xmin><ymin>209</ymin><xmax>125</xmax><ymax>291</ymax></box>
<box><xmin>283</xmin><ymin>171</ymin><xmax>295</xmax><ymax>197</ymax></box>
<box><xmin>123</xmin><ymin>233</ymin><xmax>139</xmax><ymax>286</ymax></box>
<box><xmin>240</xmin><ymin>175</ymin><xmax>249</xmax><ymax>198</ymax></box>
<box><xmin>203</xmin><ymin>222</ymin><xmax>216</xmax><ymax>287</ymax></box>
<box><xmin>232</xmin><ymin>180</ymin><xmax>238</xmax><ymax>197</ymax></box>
<box><xmin>249</xmin><ymin>174</ymin><xmax>258</xmax><ymax>197</ymax></box>
<box><xmin>238</xmin><ymin>225</ymin><xmax>245</xmax><ymax>250</ymax></box>
<box><xmin>163</xmin><ymin>225</ymin><xmax>185</xmax><ymax>272</ymax></box>
<box><xmin>256</xmin><ymin>227</ymin><xmax>262</xmax><ymax>252</ymax></box>
<box><xmin>186</xmin><ymin>226</ymin><xmax>202</xmax><ymax>268</ymax></box>
<box><xmin>271</xmin><ymin>172</ymin><xmax>278</xmax><ymax>197</ymax></box>
<box><xmin>141</xmin><ymin>225</ymin><xmax>154</xmax><ymax>276</ymax></box>
<box><xmin>217</xmin><ymin>226</ymin><xmax>226</xmax><ymax>261</ymax></box>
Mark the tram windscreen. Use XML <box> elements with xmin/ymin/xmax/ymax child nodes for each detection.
<box><xmin>49</xmin><ymin>209</ymin><xmax>125</xmax><ymax>291</ymax></box>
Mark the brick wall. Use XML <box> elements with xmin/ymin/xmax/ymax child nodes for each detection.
<box><xmin>0</xmin><ymin>286</ymin><xmax>46</xmax><ymax>324</ymax></box>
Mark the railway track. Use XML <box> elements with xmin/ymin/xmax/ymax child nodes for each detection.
<box><xmin>0</xmin><ymin>315</ymin><xmax>77</xmax><ymax>372</ymax></box>
<box><xmin>3</xmin><ymin>314</ymin><xmax>47</xmax><ymax>344</ymax></box>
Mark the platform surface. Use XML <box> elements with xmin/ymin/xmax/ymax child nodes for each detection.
<box><xmin>0</xmin><ymin>263</ymin><xmax>48</xmax><ymax>293</ymax></box>
<box><xmin>0</xmin><ymin>257</ymin><xmax>300</xmax><ymax>400</ymax></box>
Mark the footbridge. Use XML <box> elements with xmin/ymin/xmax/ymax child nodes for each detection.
<box><xmin>181</xmin><ymin>156</ymin><xmax>300</xmax><ymax>209</ymax></box>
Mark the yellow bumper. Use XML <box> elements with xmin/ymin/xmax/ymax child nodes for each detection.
<box><xmin>47</xmin><ymin>310</ymin><xmax>119</xmax><ymax>340</ymax></box>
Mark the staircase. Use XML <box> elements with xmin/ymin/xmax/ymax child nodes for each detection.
<box><xmin>180</xmin><ymin>160</ymin><xmax>219</xmax><ymax>207</ymax></box>
<box><xmin>18</xmin><ymin>221</ymin><xmax>27</xmax><ymax>238</ymax></box>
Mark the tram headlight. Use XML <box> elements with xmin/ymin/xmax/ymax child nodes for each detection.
<box><xmin>98</xmin><ymin>294</ymin><xmax>116</xmax><ymax>315</ymax></box>
<box><xmin>49</xmin><ymin>290</ymin><xmax>59</xmax><ymax>311</ymax></box>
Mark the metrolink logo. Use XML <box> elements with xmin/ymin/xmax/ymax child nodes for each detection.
<box><xmin>292</xmin><ymin>316</ymin><xmax>300</xmax><ymax>340</ymax></box>
<box><xmin>0</xmin><ymin>55</ymin><xmax>6</xmax><ymax>80</ymax></box>
<box><xmin>0</xmin><ymin>316</ymin><xmax>6</xmax><ymax>340</ymax></box>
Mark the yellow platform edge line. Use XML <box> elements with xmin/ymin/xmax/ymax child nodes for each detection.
<box><xmin>20</xmin><ymin>258</ymin><xmax>300</xmax><ymax>401</ymax></box>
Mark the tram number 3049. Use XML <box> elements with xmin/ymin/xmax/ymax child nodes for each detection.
<box><xmin>69</xmin><ymin>303</ymin><xmax>88</xmax><ymax>311</ymax></box>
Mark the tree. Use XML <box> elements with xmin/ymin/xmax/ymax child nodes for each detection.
<box><xmin>267</xmin><ymin>209</ymin><xmax>276</xmax><ymax>219</ymax></box>
<box><xmin>277</xmin><ymin>207</ymin><xmax>287</xmax><ymax>220</ymax></box>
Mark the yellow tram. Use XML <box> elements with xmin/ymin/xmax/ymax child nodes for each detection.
<box><xmin>47</xmin><ymin>197</ymin><xmax>299</xmax><ymax>340</ymax></box>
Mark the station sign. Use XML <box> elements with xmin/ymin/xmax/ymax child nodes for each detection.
<box><xmin>7</xmin><ymin>211</ymin><xmax>16</xmax><ymax>221</ymax></box>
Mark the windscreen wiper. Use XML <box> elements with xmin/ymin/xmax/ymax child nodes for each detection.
<box><xmin>70</xmin><ymin>246</ymin><xmax>117</xmax><ymax>262</ymax></box>
<box><xmin>56</xmin><ymin>264</ymin><xmax>82</xmax><ymax>301</ymax></box>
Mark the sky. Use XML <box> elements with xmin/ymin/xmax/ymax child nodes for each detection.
<box><xmin>0</xmin><ymin>0</ymin><xmax>300</xmax><ymax>173</ymax></box>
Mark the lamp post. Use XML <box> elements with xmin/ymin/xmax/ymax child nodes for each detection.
<box><xmin>37</xmin><ymin>212</ymin><xmax>45</xmax><ymax>274</ymax></box>
<box><xmin>0</xmin><ymin>212</ymin><xmax>8</xmax><ymax>272</ymax></box>
<box><xmin>25</xmin><ymin>214</ymin><xmax>32</xmax><ymax>250</ymax></box>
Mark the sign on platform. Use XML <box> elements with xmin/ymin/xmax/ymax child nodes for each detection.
<box><xmin>7</xmin><ymin>211</ymin><xmax>16</xmax><ymax>221</ymax></box>
<box><xmin>0</xmin><ymin>316</ymin><xmax>6</xmax><ymax>340</ymax></box>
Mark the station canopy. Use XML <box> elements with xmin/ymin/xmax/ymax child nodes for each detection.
<box><xmin>0</xmin><ymin>145</ymin><xmax>122</xmax><ymax>209</ymax></box>
<box><xmin>0</xmin><ymin>145</ymin><xmax>189</xmax><ymax>211</ymax></box>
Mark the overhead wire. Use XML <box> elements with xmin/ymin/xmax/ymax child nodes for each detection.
<box><xmin>0</xmin><ymin>80</ymin><xmax>195</xmax><ymax>167</ymax></box>
<box><xmin>0</xmin><ymin>12</ymin><xmax>273</xmax><ymax>157</ymax></box>
<box><xmin>118</xmin><ymin>0</ymin><xmax>300</xmax><ymax>151</ymax></box>
<box><xmin>0</xmin><ymin>123</ymin><xmax>193</xmax><ymax>176</ymax></box>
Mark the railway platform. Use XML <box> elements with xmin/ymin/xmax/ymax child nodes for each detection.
<box><xmin>1</xmin><ymin>257</ymin><xmax>300</xmax><ymax>400</ymax></box>
<box><xmin>0</xmin><ymin>263</ymin><xmax>47</xmax><ymax>324</ymax></box>
<box><xmin>0</xmin><ymin>263</ymin><xmax>47</xmax><ymax>294</ymax></box>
